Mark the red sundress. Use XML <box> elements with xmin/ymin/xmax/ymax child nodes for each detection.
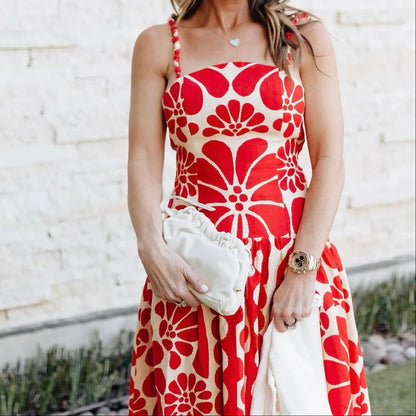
<box><xmin>128</xmin><ymin>17</ymin><xmax>371</xmax><ymax>416</ymax></box>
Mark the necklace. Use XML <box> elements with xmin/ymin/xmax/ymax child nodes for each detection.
<box><xmin>229</xmin><ymin>38</ymin><xmax>239</xmax><ymax>47</ymax></box>
<box><xmin>198</xmin><ymin>18</ymin><xmax>241</xmax><ymax>47</ymax></box>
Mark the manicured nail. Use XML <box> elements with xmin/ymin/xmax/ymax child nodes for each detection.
<box><xmin>200</xmin><ymin>284</ymin><xmax>209</xmax><ymax>293</ymax></box>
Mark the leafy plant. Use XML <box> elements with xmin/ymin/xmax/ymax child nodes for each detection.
<box><xmin>0</xmin><ymin>331</ymin><xmax>133</xmax><ymax>415</ymax></box>
<box><xmin>352</xmin><ymin>273</ymin><xmax>416</xmax><ymax>335</ymax></box>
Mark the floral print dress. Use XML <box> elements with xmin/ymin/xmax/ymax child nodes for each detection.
<box><xmin>128</xmin><ymin>17</ymin><xmax>371</xmax><ymax>416</ymax></box>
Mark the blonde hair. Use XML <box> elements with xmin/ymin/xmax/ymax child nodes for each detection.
<box><xmin>170</xmin><ymin>0</ymin><xmax>317</xmax><ymax>75</ymax></box>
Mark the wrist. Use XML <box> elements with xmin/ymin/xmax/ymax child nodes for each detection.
<box><xmin>137</xmin><ymin>235</ymin><xmax>166</xmax><ymax>259</ymax></box>
<box><xmin>284</xmin><ymin>265</ymin><xmax>317</xmax><ymax>281</ymax></box>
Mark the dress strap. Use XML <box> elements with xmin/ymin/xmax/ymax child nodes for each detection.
<box><xmin>168</xmin><ymin>17</ymin><xmax>181</xmax><ymax>78</ymax></box>
<box><xmin>291</xmin><ymin>12</ymin><xmax>311</xmax><ymax>25</ymax></box>
<box><xmin>286</xmin><ymin>12</ymin><xmax>311</xmax><ymax>66</ymax></box>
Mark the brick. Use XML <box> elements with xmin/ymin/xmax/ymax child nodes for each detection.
<box><xmin>0</xmin><ymin>144</ymin><xmax>77</xmax><ymax>168</ymax></box>
<box><xmin>60</xmin><ymin>245</ymin><xmax>107</xmax><ymax>269</ymax></box>
<box><xmin>4</xmin><ymin>301</ymin><xmax>60</xmax><ymax>327</ymax></box>
<box><xmin>43</xmin><ymin>77</ymin><xmax>129</xmax><ymax>144</ymax></box>
<box><xmin>103</xmin><ymin>258</ymin><xmax>144</xmax><ymax>285</ymax></box>
<box><xmin>28</xmin><ymin>46</ymin><xmax>78</xmax><ymax>69</ymax></box>
<box><xmin>0</xmin><ymin>278</ymin><xmax>52</xmax><ymax>310</ymax></box>
<box><xmin>0</xmin><ymin>165</ymin><xmax>72</xmax><ymax>194</ymax></box>
<box><xmin>77</xmin><ymin>138</ymin><xmax>127</xmax><ymax>159</ymax></box>
<box><xmin>52</xmin><ymin>267</ymin><xmax>105</xmax><ymax>287</ymax></box>
<box><xmin>0</xmin><ymin>49</ymin><xmax>29</xmax><ymax>70</ymax></box>
<box><xmin>0</xmin><ymin>310</ymin><xmax>8</xmax><ymax>325</ymax></box>
<box><xmin>0</xmin><ymin>247</ymin><xmax>61</xmax><ymax>276</ymax></box>
<box><xmin>0</xmin><ymin>191</ymin><xmax>50</xmax><ymax>222</ymax></box>
<box><xmin>119</xmin><ymin>0</ymin><xmax>166</xmax><ymax>29</ymax></box>
<box><xmin>16</xmin><ymin>0</ymin><xmax>60</xmax><ymax>15</ymax></box>
<box><xmin>58</xmin><ymin>0</ymin><xmax>121</xmax><ymax>32</ymax></box>
<box><xmin>0</xmin><ymin>31</ymin><xmax>75</xmax><ymax>50</ymax></box>
<box><xmin>348</xmin><ymin>166</ymin><xmax>415</xmax><ymax>208</ymax></box>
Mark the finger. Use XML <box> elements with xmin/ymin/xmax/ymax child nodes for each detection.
<box><xmin>273</xmin><ymin>316</ymin><xmax>288</xmax><ymax>333</ymax></box>
<box><xmin>180</xmin><ymin>291</ymin><xmax>201</xmax><ymax>309</ymax></box>
<box><xmin>183</xmin><ymin>269</ymin><xmax>209</xmax><ymax>294</ymax></box>
<box><xmin>271</xmin><ymin>307</ymin><xmax>288</xmax><ymax>333</ymax></box>
<box><xmin>301</xmin><ymin>303</ymin><xmax>313</xmax><ymax>318</ymax></box>
<box><xmin>293</xmin><ymin>313</ymin><xmax>303</xmax><ymax>322</ymax></box>
<box><xmin>174</xmin><ymin>283</ymin><xmax>201</xmax><ymax>309</ymax></box>
<box><xmin>281</xmin><ymin>311</ymin><xmax>296</xmax><ymax>327</ymax></box>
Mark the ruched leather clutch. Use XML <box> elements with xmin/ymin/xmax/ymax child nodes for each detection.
<box><xmin>162</xmin><ymin>206</ymin><xmax>254</xmax><ymax>315</ymax></box>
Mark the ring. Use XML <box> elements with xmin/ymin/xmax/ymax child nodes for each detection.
<box><xmin>175</xmin><ymin>299</ymin><xmax>187</xmax><ymax>307</ymax></box>
<box><xmin>283</xmin><ymin>318</ymin><xmax>298</xmax><ymax>329</ymax></box>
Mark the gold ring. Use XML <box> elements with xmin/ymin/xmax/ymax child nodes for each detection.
<box><xmin>283</xmin><ymin>318</ymin><xmax>298</xmax><ymax>330</ymax></box>
<box><xmin>175</xmin><ymin>299</ymin><xmax>187</xmax><ymax>307</ymax></box>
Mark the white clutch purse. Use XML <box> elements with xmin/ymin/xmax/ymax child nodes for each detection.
<box><xmin>162</xmin><ymin>205</ymin><xmax>254</xmax><ymax>315</ymax></box>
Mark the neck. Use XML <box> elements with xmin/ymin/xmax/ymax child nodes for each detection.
<box><xmin>197</xmin><ymin>0</ymin><xmax>251</xmax><ymax>33</ymax></box>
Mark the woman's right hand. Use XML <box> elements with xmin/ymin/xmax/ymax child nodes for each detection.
<box><xmin>139</xmin><ymin>239</ymin><xmax>209</xmax><ymax>308</ymax></box>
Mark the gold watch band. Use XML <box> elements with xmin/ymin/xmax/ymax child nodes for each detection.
<box><xmin>288</xmin><ymin>251</ymin><xmax>321</xmax><ymax>274</ymax></box>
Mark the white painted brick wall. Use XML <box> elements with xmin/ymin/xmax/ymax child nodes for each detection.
<box><xmin>0</xmin><ymin>0</ymin><xmax>414</xmax><ymax>330</ymax></box>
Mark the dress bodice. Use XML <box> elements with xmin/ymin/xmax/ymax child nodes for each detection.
<box><xmin>163</xmin><ymin>21</ymin><xmax>309</xmax><ymax>247</ymax></box>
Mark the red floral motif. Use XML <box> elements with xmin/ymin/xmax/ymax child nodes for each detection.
<box><xmin>174</xmin><ymin>146</ymin><xmax>197</xmax><ymax>198</ymax></box>
<box><xmin>273</xmin><ymin>76</ymin><xmax>305</xmax><ymax>137</ymax></box>
<box><xmin>129</xmin><ymin>378</ymin><xmax>149</xmax><ymax>416</ymax></box>
<box><xmin>259</xmin><ymin>71</ymin><xmax>284</xmax><ymax>110</ymax></box>
<box><xmin>290</xmin><ymin>197</ymin><xmax>305</xmax><ymax>234</ymax></box>
<box><xmin>154</xmin><ymin>301</ymin><xmax>198</xmax><ymax>370</ymax></box>
<box><xmin>320</xmin><ymin>310</ymin><xmax>330</xmax><ymax>337</ymax></box>
<box><xmin>324</xmin><ymin>333</ymin><xmax>352</xmax><ymax>415</ymax></box>
<box><xmin>197</xmin><ymin>139</ymin><xmax>290</xmax><ymax>244</ymax></box>
<box><xmin>132</xmin><ymin>327</ymin><xmax>150</xmax><ymax>364</ymax></box>
<box><xmin>203</xmin><ymin>99</ymin><xmax>268</xmax><ymax>137</ymax></box>
<box><xmin>322</xmin><ymin>242</ymin><xmax>344</xmax><ymax>272</ymax></box>
<box><xmin>189</xmin><ymin>67</ymin><xmax>230</xmax><ymax>98</ymax></box>
<box><xmin>276</xmin><ymin>138</ymin><xmax>306</xmax><ymax>192</ymax></box>
<box><xmin>163</xmin><ymin>79</ymin><xmax>202</xmax><ymax>143</ymax></box>
<box><xmin>330</xmin><ymin>275</ymin><xmax>351</xmax><ymax>313</ymax></box>
<box><xmin>354</xmin><ymin>392</ymin><xmax>369</xmax><ymax>415</ymax></box>
<box><xmin>233</xmin><ymin>63</ymin><xmax>278</xmax><ymax>97</ymax></box>
<box><xmin>165</xmin><ymin>373</ymin><xmax>213</xmax><ymax>415</ymax></box>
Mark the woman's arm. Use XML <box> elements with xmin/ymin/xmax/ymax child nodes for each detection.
<box><xmin>127</xmin><ymin>25</ymin><xmax>208</xmax><ymax>308</ymax></box>
<box><xmin>271</xmin><ymin>21</ymin><xmax>345</xmax><ymax>331</ymax></box>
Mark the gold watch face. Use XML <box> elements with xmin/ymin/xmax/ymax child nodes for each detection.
<box><xmin>291</xmin><ymin>251</ymin><xmax>309</xmax><ymax>272</ymax></box>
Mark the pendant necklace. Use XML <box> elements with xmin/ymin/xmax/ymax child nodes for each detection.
<box><xmin>199</xmin><ymin>18</ymin><xmax>240</xmax><ymax>47</ymax></box>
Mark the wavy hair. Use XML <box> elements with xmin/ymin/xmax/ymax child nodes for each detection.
<box><xmin>170</xmin><ymin>0</ymin><xmax>317</xmax><ymax>75</ymax></box>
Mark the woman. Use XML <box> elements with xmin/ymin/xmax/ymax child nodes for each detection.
<box><xmin>127</xmin><ymin>0</ymin><xmax>370</xmax><ymax>414</ymax></box>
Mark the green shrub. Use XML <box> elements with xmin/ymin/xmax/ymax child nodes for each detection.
<box><xmin>0</xmin><ymin>330</ymin><xmax>133</xmax><ymax>415</ymax></box>
<box><xmin>352</xmin><ymin>273</ymin><xmax>415</xmax><ymax>335</ymax></box>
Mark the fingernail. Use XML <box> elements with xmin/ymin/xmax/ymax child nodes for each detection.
<box><xmin>200</xmin><ymin>284</ymin><xmax>209</xmax><ymax>293</ymax></box>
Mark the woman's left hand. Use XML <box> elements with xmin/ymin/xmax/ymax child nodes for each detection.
<box><xmin>271</xmin><ymin>268</ymin><xmax>317</xmax><ymax>332</ymax></box>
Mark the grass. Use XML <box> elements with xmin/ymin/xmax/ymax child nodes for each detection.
<box><xmin>367</xmin><ymin>359</ymin><xmax>416</xmax><ymax>415</ymax></box>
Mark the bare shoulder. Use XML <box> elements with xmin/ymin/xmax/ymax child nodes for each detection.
<box><xmin>132</xmin><ymin>23</ymin><xmax>172</xmax><ymax>78</ymax></box>
<box><xmin>297</xmin><ymin>19</ymin><xmax>338</xmax><ymax>82</ymax></box>
<box><xmin>298</xmin><ymin>19</ymin><xmax>334</xmax><ymax>57</ymax></box>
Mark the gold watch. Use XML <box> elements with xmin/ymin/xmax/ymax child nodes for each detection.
<box><xmin>288</xmin><ymin>251</ymin><xmax>320</xmax><ymax>274</ymax></box>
